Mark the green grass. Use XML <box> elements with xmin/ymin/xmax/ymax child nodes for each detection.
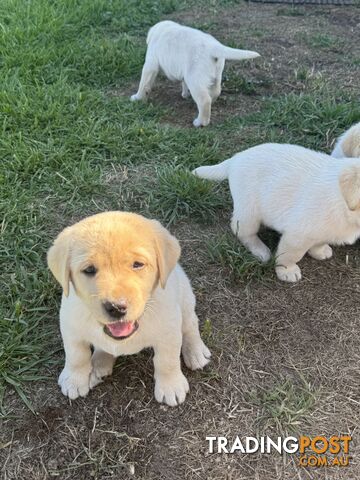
<box><xmin>222</xmin><ymin>69</ymin><xmax>257</xmax><ymax>95</ymax></box>
<box><xmin>143</xmin><ymin>164</ymin><xmax>230</xmax><ymax>226</ymax></box>
<box><xmin>251</xmin><ymin>379</ymin><xmax>316</xmax><ymax>432</ymax></box>
<box><xmin>242</xmin><ymin>90</ymin><xmax>360</xmax><ymax>151</ymax></box>
<box><xmin>207</xmin><ymin>233</ymin><xmax>275</xmax><ymax>282</ymax></box>
<box><xmin>300</xmin><ymin>33</ymin><xmax>344</xmax><ymax>51</ymax></box>
<box><xmin>1</xmin><ymin>0</ymin><xmax>359</xmax><ymax>414</ymax></box>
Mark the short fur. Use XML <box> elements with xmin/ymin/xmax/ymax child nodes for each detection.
<box><xmin>193</xmin><ymin>143</ymin><xmax>360</xmax><ymax>282</ymax></box>
<box><xmin>130</xmin><ymin>20</ymin><xmax>259</xmax><ymax>127</ymax></box>
<box><xmin>47</xmin><ymin>212</ymin><xmax>210</xmax><ymax>406</ymax></box>
<box><xmin>332</xmin><ymin>122</ymin><xmax>360</xmax><ymax>158</ymax></box>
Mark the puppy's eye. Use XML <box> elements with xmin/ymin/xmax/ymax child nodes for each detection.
<box><xmin>82</xmin><ymin>265</ymin><xmax>97</xmax><ymax>276</ymax></box>
<box><xmin>133</xmin><ymin>261</ymin><xmax>144</xmax><ymax>270</ymax></box>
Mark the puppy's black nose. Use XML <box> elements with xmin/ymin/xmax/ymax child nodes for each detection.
<box><xmin>103</xmin><ymin>301</ymin><xmax>127</xmax><ymax>319</ymax></box>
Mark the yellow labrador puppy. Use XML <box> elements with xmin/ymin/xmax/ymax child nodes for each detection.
<box><xmin>131</xmin><ymin>20</ymin><xmax>259</xmax><ymax>127</ymax></box>
<box><xmin>332</xmin><ymin>122</ymin><xmax>360</xmax><ymax>158</ymax></box>
<box><xmin>194</xmin><ymin>143</ymin><xmax>360</xmax><ymax>283</ymax></box>
<box><xmin>47</xmin><ymin>212</ymin><xmax>210</xmax><ymax>406</ymax></box>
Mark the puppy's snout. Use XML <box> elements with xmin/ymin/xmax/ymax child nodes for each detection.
<box><xmin>103</xmin><ymin>300</ymin><xmax>127</xmax><ymax>319</ymax></box>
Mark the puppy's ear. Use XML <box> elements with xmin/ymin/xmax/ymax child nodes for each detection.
<box><xmin>151</xmin><ymin>220</ymin><xmax>181</xmax><ymax>289</ymax></box>
<box><xmin>340</xmin><ymin>166</ymin><xmax>360</xmax><ymax>211</ymax></box>
<box><xmin>47</xmin><ymin>228</ymin><xmax>72</xmax><ymax>297</ymax></box>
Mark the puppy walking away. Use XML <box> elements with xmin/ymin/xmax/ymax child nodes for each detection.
<box><xmin>131</xmin><ymin>20</ymin><xmax>259</xmax><ymax>127</ymax></box>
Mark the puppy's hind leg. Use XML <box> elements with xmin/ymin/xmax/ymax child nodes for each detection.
<box><xmin>131</xmin><ymin>58</ymin><xmax>159</xmax><ymax>102</ymax></box>
<box><xmin>275</xmin><ymin>234</ymin><xmax>310</xmax><ymax>282</ymax></box>
<box><xmin>308</xmin><ymin>244</ymin><xmax>333</xmax><ymax>260</ymax></box>
<box><xmin>182</xmin><ymin>300</ymin><xmax>211</xmax><ymax>371</ymax></box>
<box><xmin>187</xmin><ymin>80</ymin><xmax>212</xmax><ymax>127</ymax></box>
<box><xmin>181</xmin><ymin>80</ymin><xmax>190</xmax><ymax>99</ymax></box>
<box><xmin>210</xmin><ymin>78</ymin><xmax>221</xmax><ymax>102</ymax></box>
<box><xmin>231</xmin><ymin>212</ymin><xmax>271</xmax><ymax>263</ymax></box>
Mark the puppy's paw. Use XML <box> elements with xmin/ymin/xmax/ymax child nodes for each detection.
<box><xmin>308</xmin><ymin>244</ymin><xmax>333</xmax><ymax>261</ymax></box>
<box><xmin>92</xmin><ymin>350</ymin><xmax>115</xmax><ymax>378</ymax></box>
<box><xmin>130</xmin><ymin>94</ymin><xmax>140</xmax><ymax>102</ymax></box>
<box><xmin>182</xmin><ymin>341</ymin><xmax>211</xmax><ymax>370</ymax></box>
<box><xmin>154</xmin><ymin>373</ymin><xmax>189</xmax><ymax>407</ymax></box>
<box><xmin>58</xmin><ymin>368</ymin><xmax>91</xmax><ymax>400</ymax></box>
<box><xmin>276</xmin><ymin>264</ymin><xmax>302</xmax><ymax>283</ymax></box>
<box><xmin>193</xmin><ymin>118</ymin><xmax>203</xmax><ymax>128</ymax></box>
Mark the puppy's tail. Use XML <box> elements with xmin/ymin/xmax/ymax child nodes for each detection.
<box><xmin>192</xmin><ymin>159</ymin><xmax>230</xmax><ymax>181</ymax></box>
<box><xmin>212</xmin><ymin>44</ymin><xmax>260</xmax><ymax>61</ymax></box>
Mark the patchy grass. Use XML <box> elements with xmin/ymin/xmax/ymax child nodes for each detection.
<box><xmin>300</xmin><ymin>33</ymin><xmax>344</xmax><ymax>51</ymax></box>
<box><xmin>276</xmin><ymin>7</ymin><xmax>306</xmax><ymax>17</ymax></box>
<box><xmin>251</xmin><ymin>379</ymin><xmax>316</xmax><ymax>432</ymax></box>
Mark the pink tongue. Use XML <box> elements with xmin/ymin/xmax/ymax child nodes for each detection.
<box><xmin>107</xmin><ymin>321</ymin><xmax>135</xmax><ymax>337</ymax></box>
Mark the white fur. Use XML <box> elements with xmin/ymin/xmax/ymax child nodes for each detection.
<box><xmin>332</xmin><ymin>122</ymin><xmax>360</xmax><ymax>158</ymax></box>
<box><xmin>130</xmin><ymin>20</ymin><xmax>259</xmax><ymax>127</ymax></box>
<box><xmin>193</xmin><ymin>143</ymin><xmax>360</xmax><ymax>282</ymax></box>
<box><xmin>58</xmin><ymin>265</ymin><xmax>210</xmax><ymax>406</ymax></box>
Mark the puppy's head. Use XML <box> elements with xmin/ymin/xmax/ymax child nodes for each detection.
<box><xmin>339</xmin><ymin>165</ymin><xmax>360</xmax><ymax>212</ymax></box>
<box><xmin>47</xmin><ymin>212</ymin><xmax>180</xmax><ymax>340</ymax></box>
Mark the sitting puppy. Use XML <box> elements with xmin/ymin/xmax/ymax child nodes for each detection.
<box><xmin>332</xmin><ymin>122</ymin><xmax>360</xmax><ymax>158</ymax></box>
<box><xmin>130</xmin><ymin>20</ymin><xmax>259</xmax><ymax>127</ymax></box>
<box><xmin>193</xmin><ymin>143</ymin><xmax>360</xmax><ymax>282</ymax></box>
<box><xmin>47</xmin><ymin>212</ymin><xmax>210</xmax><ymax>406</ymax></box>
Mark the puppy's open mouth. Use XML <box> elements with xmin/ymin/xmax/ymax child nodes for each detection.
<box><xmin>104</xmin><ymin>320</ymin><xmax>139</xmax><ymax>340</ymax></box>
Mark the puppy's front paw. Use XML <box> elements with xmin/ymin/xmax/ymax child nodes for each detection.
<box><xmin>308</xmin><ymin>244</ymin><xmax>333</xmax><ymax>261</ymax></box>
<box><xmin>130</xmin><ymin>94</ymin><xmax>140</xmax><ymax>102</ymax></box>
<box><xmin>276</xmin><ymin>264</ymin><xmax>302</xmax><ymax>283</ymax></box>
<box><xmin>58</xmin><ymin>368</ymin><xmax>91</xmax><ymax>400</ymax></box>
<box><xmin>253</xmin><ymin>246</ymin><xmax>271</xmax><ymax>263</ymax></box>
<box><xmin>182</xmin><ymin>341</ymin><xmax>211</xmax><ymax>370</ymax></box>
<box><xmin>154</xmin><ymin>373</ymin><xmax>189</xmax><ymax>407</ymax></box>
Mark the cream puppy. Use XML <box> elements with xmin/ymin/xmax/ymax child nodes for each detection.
<box><xmin>47</xmin><ymin>212</ymin><xmax>210</xmax><ymax>407</ymax></box>
<box><xmin>332</xmin><ymin>122</ymin><xmax>360</xmax><ymax>158</ymax></box>
<box><xmin>130</xmin><ymin>20</ymin><xmax>259</xmax><ymax>127</ymax></box>
<box><xmin>193</xmin><ymin>143</ymin><xmax>360</xmax><ymax>283</ymax></box>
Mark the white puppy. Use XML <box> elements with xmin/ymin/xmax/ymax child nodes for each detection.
<box><xmin>193</xmin><ymin>143</ymin><xmax>360</xmax><ymax>282</ymax></box>
<box><xmin>131</xmin><ymin>20</ymin><xmax>259</xmax><ymax>127</ymax></box>
<box><xmin>47</xmin><ymin>212</ymin><xmax>210</xmax><ymax>407</ymax></box>
<box><xmin>332</xmin><ymin>122</ymin><xmax>360</xmax><ymax>158</ymax></box>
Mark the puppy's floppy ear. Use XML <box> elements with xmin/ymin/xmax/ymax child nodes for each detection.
<box><xmin>340</xmin><ymin>166</ymin><xmax>360</xmax><ymax>211</ymax></box>
<box><xmin>47</xmin><ymin>228</ymin><xmax>72</xmax><ymax>297</ymax></box>
<box><xmin>151</xmin><ymin>220</ymin><xmax>181</xmax><ymax>289</ymax></box>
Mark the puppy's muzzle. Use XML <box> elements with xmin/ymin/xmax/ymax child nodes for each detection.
<box><xmin>103</xmin><ymin>300</ymin><xmax>127</xmax><ymax>319</ymax></box>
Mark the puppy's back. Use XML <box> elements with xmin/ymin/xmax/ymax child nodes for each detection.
<box><xmin>146</xmin><ymin>20</ymin><xmax>179</xmax><ymax>45</ymax></box>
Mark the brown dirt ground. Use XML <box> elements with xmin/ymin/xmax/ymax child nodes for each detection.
<box><xmin>1</xmin><ymin>3</ymin><xmax>360</xmax><ymax>480</ymax></box>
